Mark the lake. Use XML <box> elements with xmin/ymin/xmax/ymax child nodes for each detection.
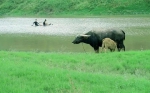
<box><xmin>0</xmin><ymin>17</ymin><xmax>150</xmax><ymax>52</ymax></box>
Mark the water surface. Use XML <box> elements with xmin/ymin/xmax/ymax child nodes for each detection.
<box><xmin>0</xmin><ymin>17</ymin><xmax>150</xmax><ymax>52</ymax></box>
<box><xmin>0</xmin><ymin>17</ymin><xmax>150</xmax><ymax>35</ymax></box>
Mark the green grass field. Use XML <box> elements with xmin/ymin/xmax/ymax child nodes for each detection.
<box><xmin>0</xmin><ymin>50</ymin><xmax>150</xmax><ymax>93</ymax></box>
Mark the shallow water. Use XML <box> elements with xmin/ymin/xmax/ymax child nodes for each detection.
<box><xmin>0</xmin><ymin>17</ymin><xmax>150</xmax><ymax>52</ymax></box>
<box><xmin>0</xmin><ymin>17</ymin><xmax>150</xmax><ymax>35</ymax></box>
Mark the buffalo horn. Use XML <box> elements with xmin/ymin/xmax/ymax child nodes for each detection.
<box><xmin>80</xmin><ymin>35</ymin><xmax>91</xmax><ymax>37</ymax></box>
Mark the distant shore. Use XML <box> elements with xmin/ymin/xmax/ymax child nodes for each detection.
<box><xmin>0</xmin><ymin>0</ymin><xmax>150</xmax><ymax>17</ymax></box>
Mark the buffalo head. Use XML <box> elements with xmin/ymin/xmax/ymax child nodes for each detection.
<box><xmin>72</xmin><ymin>35</ymin><xmax>90</xmax><ymax>44</ymax></box>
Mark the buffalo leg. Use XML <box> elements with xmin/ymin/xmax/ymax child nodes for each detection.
<box><xmin>95</xmin><ymin>49</ymin><xmax>99</xmax><ymax>53</ymax></box>
<box><xmin>117</xmin><ymin>44</ymin><xmax>125</xmax><ymax>51</ymax></box>
<box><xmin>94</xmin><ymin>46</ymin><xmax>99</xmax><ymax>53</ymax></box>
<box><xmin>94</xmin><ymin>48</ymin><xmax>99</xmax><ymax>53</ymax></box>
<box><xmin>118</xmin><ymin>48</ymin><xmax>121</xmax><ymax>51</ymax></box>
<box><xmin>122</xmin><ymin>44</ymin><xmax>125</xmax><ymax>51</ymax></box>
<box><xmin>117</xmin><ymin>45</ymin><xmax>121</xmax><ymax>51</ymax></box>
<box><xmin>119</xmin><ymin>44</ymin><xmax>125</xmax><ymax>51</ymax></box>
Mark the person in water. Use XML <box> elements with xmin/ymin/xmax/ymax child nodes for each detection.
<box><xmin>43</xmin><ymin>19</ymin><xmax>52</xmax><ymax>26</ymax></box>
<box><xmin>43</xmin><ymin>19</ymin><xmax>47</xmax><ymax>26</ymax></box>
<box><xmin>33</xmin><ymin>19</ymin><xmax>40</xmax><ymax>26</ymax></box>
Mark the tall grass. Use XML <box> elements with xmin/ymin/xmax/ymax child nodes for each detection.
<box><xmin>0</xmin><ymin>0</ymin><xmax>150</xmax><ymax>17</ymax></box>
<box><xmin>0</xmin><ymin>50</ymin><xmax>150</xmax><ymax>93</ymax></box>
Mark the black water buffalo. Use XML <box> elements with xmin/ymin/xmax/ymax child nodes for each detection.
<box><xmin>72</xmin><ymin>29</ymin><xmax>125</xmax><ymax>53</ymax></box>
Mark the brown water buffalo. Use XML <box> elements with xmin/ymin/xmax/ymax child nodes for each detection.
<box><xmin>101</xmin><ymin>38</ymin><xmax>117</xmax><ymax>52</ymax></box>
<box><xmin>72</xmin><ymin>28</ymin><xmax>125</xmax><ymax>53</ymax></box>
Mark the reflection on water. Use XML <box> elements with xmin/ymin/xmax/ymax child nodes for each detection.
<box><xmin>0</xmin><ymin>17</ymin><xmax>150</xmax><ymax>52</ymax></box>
<box><xmin>0</xmin><ymin>17</ymin><xmax>150</xmax><ymax>36</ymax></box>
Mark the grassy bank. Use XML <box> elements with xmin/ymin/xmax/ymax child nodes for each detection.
<box><xmin>0</xmin><ymin>50</ymin><xmax>150</xmax><ymax>93</ymax></box>
<box><xmin>0</xmin><ymin>0</ymin><xmax>150</xmax><ymax>17</ymax></box>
